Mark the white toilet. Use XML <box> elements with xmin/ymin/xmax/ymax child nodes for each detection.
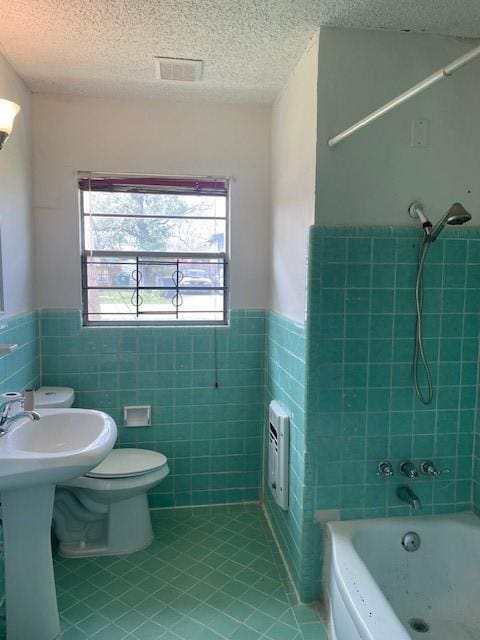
<box><xmin>36</xmin><ymin>387</ymin><xmax>170</xmax><ymax>558</ymax></box>
<box><xmin>35</xmin><ymin>386</ymin><xmax>76</xmax><ymax>409</ymax></box>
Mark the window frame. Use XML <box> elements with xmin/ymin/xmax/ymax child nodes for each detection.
<box><xmin>79</xmin><ymin>173</ymin><xmax>230</xmax><ymax>327</ymax></box>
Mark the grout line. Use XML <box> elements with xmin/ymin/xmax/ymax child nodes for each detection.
<box><xmin>456</xmin><ymin>241</ymin><xmax>468</xmax><ymax>509</ymax></box>
<box><xmin>467</xmin><ymin>238</ymin><xmax>480</xmax><ymax>513</ymax></box>
<box><xmin>38</xmin><ymin>309</ymin><xmax>43</xmax><ymax>386</ymax></box>
<box><xmin>362</xmin><ymin>237</ymin><xmax>374</xmax><ymax>518</ymax></box>
<box><xmin>261</xmin><ymin>316</ymin><xmax>268</xmax><ymax>511</ymax></box>
<box><xmin>432</xmin><ymin>239</ymin><xmax>444</xmax><ymax>509</ymax></box>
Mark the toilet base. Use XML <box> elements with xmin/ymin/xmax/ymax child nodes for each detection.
<box><xmin>58</xmin><ymin>535</ymin><xmax>153</xmax><ymax>558</ymax></box>
<box><xmin>55</xmin><ymin>492</ymin><xmax>154</xmax><ymax>558</ymax></box>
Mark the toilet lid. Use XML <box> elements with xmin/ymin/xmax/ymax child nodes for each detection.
<box><xmin>85</xmin><ymin>448</ymin><xmax>168</xmax><ymax>478</ymax></box>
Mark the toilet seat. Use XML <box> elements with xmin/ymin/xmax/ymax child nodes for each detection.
<box><xmin>85</xmin><ymin>448</ymin><xmax>167</xmax><ymax>479</ymax></box>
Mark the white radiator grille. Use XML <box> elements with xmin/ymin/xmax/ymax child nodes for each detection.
<box><xmin>268</xmin><ymin>400</ymin><xmax>289</xmax><ymax>511</ymax></box>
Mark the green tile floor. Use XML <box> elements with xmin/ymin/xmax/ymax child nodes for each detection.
<box><xmin>1</xmin><ymin>505</ymin><xmax>326</xmax><ymax>639</ymax></box>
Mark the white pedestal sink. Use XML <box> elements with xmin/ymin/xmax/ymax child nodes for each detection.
<box><xmin>0</xmin><ymin>409</ymin><xmax>117</xmax><ymax>640</ymax></box>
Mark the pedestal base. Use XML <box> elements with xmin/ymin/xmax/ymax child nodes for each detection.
<box><xmin>2</xmin><ymin>484</ymin><xmax>60</xmax><ymax>640</ymax></box>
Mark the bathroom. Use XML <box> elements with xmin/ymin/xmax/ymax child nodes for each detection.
<box><xmin>1</xmin><ymin>2</ymin><xmax>480</xmax><ymax>639</ymax></box>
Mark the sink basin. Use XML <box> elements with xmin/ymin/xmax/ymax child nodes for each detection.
<box><xmin>0</xmin><ymin>408</ymin><xmax>117</xmax><ymax>490</ymax></box>
<box><xmin>0</xmin><ymin>408</ymin><xmax>117</xmax><ymax>640</ymax></box>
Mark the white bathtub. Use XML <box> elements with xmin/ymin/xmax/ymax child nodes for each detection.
<box><xmin>324</xmin><ymin>512</ymin><xmax>480</xmax><ymax>640</ymax></box>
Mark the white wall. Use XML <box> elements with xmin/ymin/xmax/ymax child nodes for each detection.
<box><xmin>270</xmin><ymin>33</ymin><xmax>318</xmax><ymax>323</ymax></box>
<box><xmin>316</xmin><ymin>28</ymin><xmax>480</xmax><ymax>226</ymax></box>
<box><xmin>32</xmin><ymin>95</ymin><xmax>270</xmax><ymax>310</ymax></box>
<box><xmin>0</xmin><ymin>52</ymin><xmax>33</xmax><ymax>315</ymax></box>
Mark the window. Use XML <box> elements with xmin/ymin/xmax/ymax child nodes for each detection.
<box><xmin>79</xmin><ymin>174</ymin><xmax>229</xmax><ymax>325</ymax></box>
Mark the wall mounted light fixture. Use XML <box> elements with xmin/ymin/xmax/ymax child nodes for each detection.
<box><xmin>0</xmin><ymin>99</ymin><xmax>20</xmax><ymax>150</ymax></box>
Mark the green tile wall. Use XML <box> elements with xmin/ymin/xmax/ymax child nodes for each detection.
<box><xmin>474</xmin><ymin>395</ymin><xmax>480</xmax><ymax>514</ymax></box>
<box><xmin>474</xmin><ymin>440</ymin><xmax>480</xmax><ymax>514</ymax></box>
<box><xmin>264</xmin><ymin>312</ymin><xmax>319</xmax><ymax>602</ymax></box>
<box><xmin>308</xmin><ymin>226</ymin><xmax>480</xmax><ymax>524</ymax></box>
<box><xmin>40</xmin><ymin>309</ymin><xmax>265</xmax><ymax>508</ymax></box>
<box><xmin>0</xmin><ymin>311</ymin><xmax>40</xmax><ymax>396</ymax></box>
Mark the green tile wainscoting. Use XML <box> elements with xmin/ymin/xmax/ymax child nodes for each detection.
<box><xmin>264</xmin><ymin>312</ymin><xmax>320</xmax><ymax>603</ymax></box>
<box><xmin>0</xmin><ymin>310</ymin><xmax>40</xmax><ymax>396</ymax></box>
<box><xmin>40</xmin><ymin>308</ymin><xmax>265</xmax><ymax>508</ymax></box>
<box><xmin>308</xmin><ymin>226</ymin><xmax>480</xmax><ymax>525</ymax></box>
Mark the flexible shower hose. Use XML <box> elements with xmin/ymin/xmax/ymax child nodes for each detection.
<box><xmin>414</xmin><ymin>238</ymin><xmax>433</xmax><ymax>404</ymax></box>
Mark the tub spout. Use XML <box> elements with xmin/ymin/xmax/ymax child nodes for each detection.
<box><xmin>397</xmin><ymin>485</ymin><xmax>421</xmax><ymax>511</ymax></box>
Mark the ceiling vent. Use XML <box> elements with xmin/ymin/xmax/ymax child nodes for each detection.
<box><xmin>154</xmin><ymin>57</ymin><xmax>203</xmax><ymax>82</ymax></box>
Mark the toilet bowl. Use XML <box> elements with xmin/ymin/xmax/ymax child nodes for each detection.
<box><xmin>37</xmin><ymin>387</ymin><xmax>170</xmax><ymax>558</ymax></box>
<box><xmin>54</xmin><ymin>448</ymin><xmax>169</xmax><ymax>558</ymax></box>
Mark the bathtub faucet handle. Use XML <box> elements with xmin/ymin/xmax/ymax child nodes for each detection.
<box><xmin>376</xmin><ymin>460</ymin><xmax>394</xmax><ymax>478</ymax></box>
<box><xmin>420</xmin><ymin>460</ymin><xmax>451</xmax><ymax>477</ymax></box>
<box><xmin>399</xmin><ymin>460</ymin><xmax>418</xmax><ymax>479</ymax></box>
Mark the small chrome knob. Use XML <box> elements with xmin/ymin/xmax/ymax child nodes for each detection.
<box><xmin>399</xmin><ymin>461</ymin><xmax>418</xmax><ymax>479</ymax></box>
<box><xmin>376</xmin><ymin>461</ymin><xmax>394</xmax><ymax>478</ymax></box>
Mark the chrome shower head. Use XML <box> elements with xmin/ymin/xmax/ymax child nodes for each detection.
<box><xmin>430</xmin><ymin>202</ymin><xmax>472</xmax><ymax>241</ymax></box>
<box><xmin>444</xmin><ymin>202</ymin><xmax>472</xmax><ymax>225</ymax></box>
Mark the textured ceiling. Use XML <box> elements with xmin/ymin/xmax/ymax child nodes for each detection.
<box><xmin>0</xmin><ymin>0</ymin><xmax>479</xmax><ymax>103</ymax></box>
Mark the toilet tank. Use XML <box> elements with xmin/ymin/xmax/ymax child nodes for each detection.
<box><xmin>34</xmin><ymin>387</ymin><xmax>75</xmax><ymax>409</ymax></box>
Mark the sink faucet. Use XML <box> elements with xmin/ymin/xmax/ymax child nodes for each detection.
<box><xmin>0</xmin><ymin>397</ymin><xmax>40</xmax><ymax>435</ymax></box>
<box><xmin>397</xmin><ymin>485</ymin><xmax>422</xmax><ymax>511</ymax></box>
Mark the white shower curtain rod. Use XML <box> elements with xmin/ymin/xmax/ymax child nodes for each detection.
<box><xmin>327</xmin><ymin>43</ymin><xmax>480</xmax><ymax>148</ymax></box>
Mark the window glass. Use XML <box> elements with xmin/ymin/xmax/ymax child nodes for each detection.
<box><xmin>80</xmin><ymin>175</ymin><xmax>228</xmax><ymax>325</ymax></box>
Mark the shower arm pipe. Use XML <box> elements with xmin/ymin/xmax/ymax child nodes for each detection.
<box><xmin>327</xmin><ymin>43</ymin><xmax>480</xmax><ymax>148</ymax></box>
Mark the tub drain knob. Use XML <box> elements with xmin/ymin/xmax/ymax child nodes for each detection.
<box><xmin>402</xmin><ymin>531</ymin><xmax>421</xmax><ymax>552</ymax></box>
